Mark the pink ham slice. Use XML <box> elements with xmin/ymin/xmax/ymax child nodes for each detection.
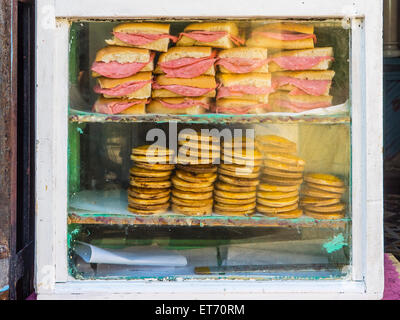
<box><xmin>113</xmin><ymin>32</ymin><xmax>178</xmax><ymax>45</ymax></box>
<box><xmin>93</xmin><ymin>100</ymin><xmax>145</xmax><ymax>115</ymax></box>
<box><xmin>272</xmin><ymin>76</ymin><xmax>331</xmax><ymax>96</ymax></box>
<box><xmin>159</xmin><ymin>52</ymin><xmax>217</xmax><ymax>78</ymax></box>
<box><xmin>217</xmin><ymin>85</ymin><xmax>275</xmax><ymax>99</ymax></box>
<box><xmin>93</xmin><ymin>80</ymin><xmax>151</xmax><ymax>97</ymax></box>
<box><xmin>91</xmin><ymin>52</ymin><xmax>155</xmax><ymax>79</ymax></box>
<box><xmin>179</xmin><ymin>31</ymin><xmax>245</xmax><ymax>46</ymax></box>
<box><xmin>275</xmin><ymin>99</ymin><xmax>332</xmax><ymax>112</ymax></box>
<box><xmin>152</xmin><ymin>82</ymin><xmax>215</xmax><ymax>97</ymax></box>
<box><xmin>253</xmin><ymin>31</ymin><xmax>317</xmax><ymax>43</ymax></box>
<box><xmin>268</xmin><ymin>56</ymin><xmax>334</xmax><ymax>71</ymax></box>
<box><xmin>158</xmin><ymin>99</ymin><xmax>210</xmax><ymax>110</ymax></box>
<box><xmin>215</xmin><ymin>104</ymin><xmax>271</xmax><ymax>114</ymax></box>
<box><xmin>215</xmin><ymin>57</ymin><xmax>269</xmax><ymax>73</ymax></box>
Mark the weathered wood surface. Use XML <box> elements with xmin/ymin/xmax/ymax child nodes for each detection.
<box><xmin>0</xmin><ymin>0</ymin><xmax>17</xmax><ymax>300</ymax></box>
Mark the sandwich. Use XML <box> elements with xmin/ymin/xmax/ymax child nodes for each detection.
<box><xmin>154</xmin><ymin>46</ymin><xmax>217</xmax><ymax>78</ymax></box>
<box><xmin>93</xmin><ymin>72</ymin><xmax>152</xmax><ymax>99</ymax></box>
<box><xmin>105</xmin><ymin>23</ymin><xmax>177</xmax><ymax>52</ymax></box>
<box><xmin>269</xmin><ymin>91</ymin><xmax>333</xmax><ymax>113</ymax></box>
<box><xmin>146</xmin><ymin>97</ymin><xmax>212</xmax><ymax>115</ymax></box>
<box><xmin>92</xmin><ymin>97</ymin><xmax>147</xmax><ymax>115</ymax></box>
<box><xmin>152</xmin><ymin>75</ymin><xmax>217</xmax><ymax>98</ymax></box>
<box><xmin>246</xmin><ymin>22</ymin><xmax>316</xmax><ymax>50</ymax></box>
<box><xmin>214</xmin><ymin>98</ymin><xmax>271</xmax><ymax>114</ymax></box>
<box><xmin>176</xmin><ymin>22</ymin><xmax>244</xmax><ymax>49</ymax></box>
<box><xmin>268</xmin><ymin>47</ymin><xmax>334</xmax><ymax>72</ymax></box>
<box><xmin>216</xmin><ymin>47</ymin><xmax>269</xmax><ymax>74</ymax></box>
<box><xmin>272</xmin><ymin>70</ymin><xmax>335</xmax><ymax>96</ymax></box>
<box><xmin>216</xmin><ymin>73</ymin><xmax>273</xmax><ymax>102</ymax></box>
<box><xmin>91</xmin><ymin>46</ymin><xmax>155</xmax><ymax>78</ymax></box>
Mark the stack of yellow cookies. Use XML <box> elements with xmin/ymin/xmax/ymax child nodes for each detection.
<box><xmin>171</xmin><ymin>131</ymin><xmax>219</xmax><ymax>216</ymax></box>
<box><xmin>215</xmin><ymin>138</ymin><xmax>261</xmax><ymax>216</ymax></box>
<box><xmin>128</xmin><ymin>145</ymin><xmax>175</xmax><ymax>215</ymax></box>
<box><xmin>301</xmin><ymin>173</ymin><xmax>346</xmax><ymax>220</ymax></box>
<box><xmin>256</xmin><ymin>135</ymin><xmax>305</xmax><ymax>218</ymax></box>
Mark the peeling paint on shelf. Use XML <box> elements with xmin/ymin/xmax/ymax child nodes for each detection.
<box><xmin>323</xmin><ymin>233</ymin><xmax>348</xmax><ymax>254</ymax></box>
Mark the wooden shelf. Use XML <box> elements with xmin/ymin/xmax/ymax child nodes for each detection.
<box><xmin>68</xmin><ymin>190</ymin><xmax>351</xmax><ymax>229</ymax></box>
<box><xmin>68</xmin><ymin>104</ymin><xmax>351</xmax><ymax>125</ymax></box>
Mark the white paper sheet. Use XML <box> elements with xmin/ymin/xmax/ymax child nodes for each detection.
<box><xmin>74</xmin><ymin>246</ymin><xmax>219</xmax><ymax>277</ymax></box>
<box><xmin>74</xmin><ymin>242</ymin><xmax>188</xmax><ymax>266</ymax></box>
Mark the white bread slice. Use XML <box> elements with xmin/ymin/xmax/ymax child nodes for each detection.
<box><xmin>105</xmin><ymin>23</ymin><xmax>172</xmax><ymax>52</ymax></box>
<box><xmin>183</xmin><ymin>22</ymin><xmax>239</xmax><ymax>35</ymax></box>
<box><xmin>273</xmin><ymin>70</ymin><xmax>335</xmax><ymax>95</ymax></box>
<box><xmin>147</xmin><ymin>97</ymin><xmax>210</xmax><ymax>115</ymax></box>
<box><xmin>218</xmin><ymin>47</ymin><xmax>269</xmax><ymax>73</ymax></box>
<box><xmin>95</xmin><ymin>46</ymin><xmax>150</xmax><ymax>63</ymax></box>
<box><xmin>158</xmin><ymin>46</ymin><xmax>213</xmax><ymax>62</ymax></box>
<box><xmin>268</xmin><ymin>47</ymin><xmax>334</xmax><ymax>72</ymax></box>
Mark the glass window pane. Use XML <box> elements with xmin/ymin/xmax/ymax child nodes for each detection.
<box><xmin>67</xmin><ymin>18</ymin><xmax>352</xmax><ymax>280</ymax></box>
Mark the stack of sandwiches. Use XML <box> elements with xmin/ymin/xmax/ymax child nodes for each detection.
<box><xmin>148</xmin><ymin>46</ymin><xmax>218</xmax><ymax>114</ymax></box>
<box><xmin>256</xmin><ymin>135</ymin><xmax>305</xmax><ymax>218</ymax></box>
<box><xmin>91</xmin><ymin>47</ymin><xmax>154</xmax><ymax>114</ymax></box>
<box><xmin>214</xmin><ymin>138</ymin><xmax>261</xmax><ymax>216</ymax></box>
<box><xmin>148</xmin><ymin>21</ymin><xmax>244</xmax><ymax>115</ymax></box>
<box><xmin>214</xmin><ymin>47</ymin><xmax>273</xmax><ymax>114</ymax></box>
<box><xmin>91</xmin><ymin>23</ymin><xmax>177</xmax><ymax>114</ymax></box>
<box><xmin>128</xmin><ymin>145</ymin><xmax>175</xmax><ymax>215</ymax></box>
<box><xmin>89</xmin><ymin>21</ymin><xmax>338</xmax><ymax>116</ymax></box>
<box><xmin>247</xmin><ymin>22</ymin><xmax>335</xmax><ymax>113</ymax></box>
<box><xmin>300</xmin><ymin>173</ymin><xmax>346</xmax><ymax>220</ymax></box>
<box><xmin>171</xmin><ymin>131</ymin><xmax>219</xmax><ymax>216</ymax></box>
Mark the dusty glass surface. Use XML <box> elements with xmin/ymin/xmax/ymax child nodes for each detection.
<box><xmin>67</xmin><ymin>18</ymin><xmax>352</xmax><ymax>280</ymax></box>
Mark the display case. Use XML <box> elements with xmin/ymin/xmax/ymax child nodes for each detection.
<box><xmin>35</xmin><ymin>0</ymin><xmax>384</xmax><ymax>299</ymax></box>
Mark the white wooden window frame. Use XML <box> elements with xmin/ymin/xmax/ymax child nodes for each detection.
<box><xmin>35</xmin><ymin>0</ymin><xmax>384</xmax><ymax>299</ymax></box>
